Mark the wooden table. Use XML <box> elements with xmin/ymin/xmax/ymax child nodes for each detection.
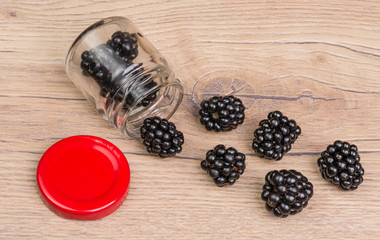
<box><xmin>1</xmin><ymin>1</ymin><xmax>379</xmax><ymax>239</ymax></box>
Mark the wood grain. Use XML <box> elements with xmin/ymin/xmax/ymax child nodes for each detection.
<box><xmin>1</xmin><ymin>0</ymin><xmax>380</xmax><ymax>239</ymax></box>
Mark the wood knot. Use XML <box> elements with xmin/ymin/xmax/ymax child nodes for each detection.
<box><xmin>317</xmin><ymin>55</ymin><xmax>326</xmax><ymax>63</ymax></box>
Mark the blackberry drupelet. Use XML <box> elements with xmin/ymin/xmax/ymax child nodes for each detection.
<box><xmin>262</xmin><ymin>170</ymin><xmax>313</xmax><ymax>218</ymax></box>
<box><xmin>318</xmin><ymin>140</ymin><xmax>364</xmax><ymax>190</ymax></box>
<box><xmin>107</xmin><ymin>31</ymin><xmax>139</xmax><ymax>63</ymax></box>
<box><xmin>199</xmin><ymin>96</ymin><xmax>245</xmax><ymax>132</ymax></box>
<box><xmin>200</xmin><ymin>145</ymin><xmax>246</xmax><ymax>187</ymax></box>
<box><xmin>140</xmin><ymin>117</ymin><xmax>184</xmax><ymax>158</ymax></box>
<box><xmin>252</xmin><ymin>111</ymin><xmax>301</xmax><ymax>161</ymax></box>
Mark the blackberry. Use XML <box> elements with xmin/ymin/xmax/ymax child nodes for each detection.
<box><xmin>199</xmin><ymin>96</ymin><xmax>245</xmax><ymax>132</ymax></box>
<box><xmin>200</xmin><ymin>145</ymin><xmax>246</xmax><ymax>187</ymax></box>
<box><xmin>252</xmin><ymin>111</ymin><xmax>301</xmax><ymax>160</ymax></box>
<box><xmin>318</xmin><ymin>140</ymin><xmax>364</xmax><ymax>190</ymax></box>
<box><xmin>107</xmin><ymin>31</ymin><xmax>138</xmax><ymax>63</ymax></box>
<box><xmin>262</xmin><ymin>170</ymin><xmax>313</xmax><ymax>218</ymax></box>
<box><xmin>80</xmin><ymin>46</ymin><xmax>113</xmax><ymax>86</ymax></box>
<box><xmin>140</xmin><ymin>117</ymin><xmax>184</xmax><ymax>158</ymax></box>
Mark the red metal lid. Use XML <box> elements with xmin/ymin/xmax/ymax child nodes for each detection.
<box><xmin>37</xmin><ymin>135</ymin><xmax>130</xmax><ymax>220</ymax></box>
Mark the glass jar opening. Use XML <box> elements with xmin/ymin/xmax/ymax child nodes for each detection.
<box><xmin>122</xmin><ymin>82</ymin><xmax>183</xmax><ymax>137</ymax></box>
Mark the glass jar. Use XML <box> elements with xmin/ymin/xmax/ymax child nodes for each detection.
<box><xmin>65</xmin><ymin>17</ymin><xmax>184</xmax><ymax>137</ymax></box>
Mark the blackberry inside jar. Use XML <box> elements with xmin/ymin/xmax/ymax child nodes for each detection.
<box><xmin>65</xmin><ymin>17</ymin><xmax>183</xmax><ymax>137</ymax></box>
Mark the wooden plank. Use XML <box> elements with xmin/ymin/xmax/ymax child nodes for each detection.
<box><xmin>0</xmin><ymin>0</ymin><xmax>379</xmax><ymax>239</ymax></box>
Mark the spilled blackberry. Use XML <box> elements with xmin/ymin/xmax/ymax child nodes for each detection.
<box><xmin>318</xmin><ymin>140</ymin><xmax>364</xmax><ymax>190</ymax></box>
<box><xmin>262</xmin><ymin>170</ymin><xmax>313</xmax><ymax>218</ymax></box>
<box><xmin>200</xmin><ymin>145</ymin><xmax>246</xmax><ymax>187</ymax></box>
<box><xmin>199</xmin><ymin>96</ymin><xmax>245</xmax><ymax>132</ymax></box>
<box><xmin>140</xmin><ymin>117</ymin><xmax>184</xmax><ymax>158</ymax></box>
<box><xmin>107</xmin><ymin>31</ymin><xmax>138</xmax><ymax>63</ymax></box>
<box><xmin>252</xmin><ymin>111</ymin><xmax>301</xmax><ymax>160</ymax></box>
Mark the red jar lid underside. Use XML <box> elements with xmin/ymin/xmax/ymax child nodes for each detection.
<box><xmin>37</xmin><ymin>135</ymin><xmax>130</xmax><ymax>220</ymax></box>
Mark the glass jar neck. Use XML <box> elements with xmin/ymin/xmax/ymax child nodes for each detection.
<box><xmin>104</xmin><ymin>62</ymin><xmax>183</xmax><ymax>137</ymax></box>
